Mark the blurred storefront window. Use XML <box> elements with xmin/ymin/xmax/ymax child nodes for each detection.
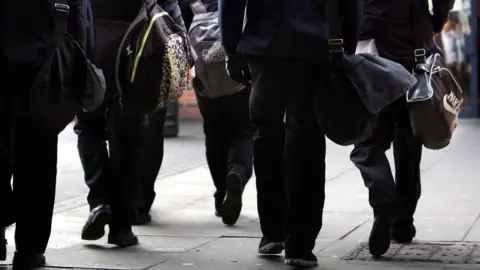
<box><xmin>434</xmin><ymin>0</ymin><xmax>476</xmax><ymax>114</ymax></box>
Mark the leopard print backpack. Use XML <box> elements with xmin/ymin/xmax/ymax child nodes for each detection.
<box><xmin>115</xmin><ymin>0</ymin><xmax>191</xmax><ymax>113</ymax></box>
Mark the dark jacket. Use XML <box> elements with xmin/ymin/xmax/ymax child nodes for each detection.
<box><xmin>220</xmin><ymin>0</ymin><xmax>363</xmax><ymax>60</ymax></box>
<box><xmin>360</xmin><ymin>0</ymin><xmax>454</xmax><ymax>67</ymax></box>
<box><xmin>0</xmin><ymin>0</ymin><xmax>92</xmax><ymax>65</ymax></box>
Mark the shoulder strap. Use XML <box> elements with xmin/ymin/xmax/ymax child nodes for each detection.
<box><xmin>325</xmin><ymin>0</ymin><xmax>344</xmax><ymax>67</ymax></box>
<box><xmin>53</xmin><ymin>1</ymin><xmax>70</xmax><ymax>43</ymax></box>
<box><xmin>410</xmin><ymin>0</ymin><xmax>429</xmax><ymax>63</ymax></box>
<box><xmin>115</xmin><ymin>0</ymin><xmax>154</xmax><ymax>99</ymax></box>
<box><xmin>83</xmin><ymin>0</ymin><xmax>96</xmax><ymax>58</ymax></box>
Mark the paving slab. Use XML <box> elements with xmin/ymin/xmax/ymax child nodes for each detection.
<box><xmin>2</xmin><ymin>120</ymin><xmax>480</xmax><ymax>270</ymax></box>
<box><xmin>0</xmin><ymin>248</ymin><xmax>173</xmax><ymax>270</ymax></box>
<box><xmin>148</xmin><ymin>238</ymin><xmax>332</xmax><ymax>270</ymax></box>
<box><xmin>148</xmin><ymin>238</ymin><xmax>459</xmax><ymax>270</ymax></box>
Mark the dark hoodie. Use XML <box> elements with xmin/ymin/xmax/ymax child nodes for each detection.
<box><xmin>0</xmin><ymin>0</ymin><xmax>94</xmax><ymax>65</ymax></box>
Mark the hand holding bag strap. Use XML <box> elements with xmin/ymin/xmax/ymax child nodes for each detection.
<box><xmin>410</xmin><ymin>0</ymin><xmax>430</xmax><ymax>64</ymax></box>
<box><xmin>325</xmin><ymin>0</ymin><xmax>344</xmax><ymax>68</ymax></box>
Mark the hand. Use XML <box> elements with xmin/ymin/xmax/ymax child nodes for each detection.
<box><xmin>188</xmin><ymin>67</ymin><xmax>196</xmax><ymax>81</ymax></box>
<box><xmin>225</xmin><ymin>52</ymin><xmax>251</xmax><ymax>85</ymax></box>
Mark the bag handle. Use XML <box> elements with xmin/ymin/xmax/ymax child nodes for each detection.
<box><xmin>410</xmin><ymin>0</ymin><xmax>430</xmax><ymax>64</ymax></box>
<box><xmin>325</xmin><ymin>0</ymin><xmax>344</xmax><ymax>67</ymax></box>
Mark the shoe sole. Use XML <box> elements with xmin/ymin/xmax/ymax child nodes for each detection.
<box><xmin>81</xmin><ymin>210</ymin><xmax>113</xmax><ymax>241</ymax></box>
<box><xmin>285</xmin><ymin>258</ymin><xmax>318</xmax><ymax>268</ymax></box>
<box><xmin>221</xmin><ymin>173</ymin><xmax>243</xmax><ymax>226</ymax></box>
<box><xmin>108</xmin><ymin>236</ymin><xmax>139</xmax><ymax>247</ymax></box>
<box><xmin>369</xmin><ymin>215</ymin><xmax>394</xmax><ymax>256</ymax></box>
<box><xmin>258</xmin><ymin>242</ymin><xmax>285</xmax><ymax>255</ymax></box>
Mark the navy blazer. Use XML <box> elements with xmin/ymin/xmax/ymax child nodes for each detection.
<box><xmin>0</xmin><ymin>0</ymin><xmax>59</xmax><ymax>64</ymax></box>
<box><xmin>0</xmin><ymin>0</ymin><xmax>187</xmax><ymax>65</ymax></box>
<box><xmin>360</xmin><ymin>0</ymin><xmax>454</xmax><ymax>67</ymax></box>
<box><xmin>220</xmin><ymin>0</ymin><xmax>363</xmax><ymax>61</ymax></box>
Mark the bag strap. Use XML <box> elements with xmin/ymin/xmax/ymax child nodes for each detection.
<box><xmin>325</xmin><ymin>0</ymin><xmax>344</xmax><ymax>67</ymax></box>
<box><xmin>410</xmin><ymin>0</ymin><xmax>429</xmax><ymax>64</ymax></box>
<box><xmin>115</xmin><ymin>0</ymin><xmax>152</xmax><ymax>102</ymax></box>
<box><xmin>53</xmin><ymin>0</ymin><xmax>70</xmax><ymax>43</ymax></box>
<box><xmin>42</xmin><ymin>1</ymin><xmax>69</xmax><ymax>66</ymax></box>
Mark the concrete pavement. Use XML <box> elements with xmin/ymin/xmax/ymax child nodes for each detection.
<box><xmin>2</xmin><ymin>119</ymin><xmax>480</xmax><ymax>269</ymax></box>
<box><xmin>52</xmin><ymin>120</ymin><xmax>207</xmax><ymax>213</ymax></box>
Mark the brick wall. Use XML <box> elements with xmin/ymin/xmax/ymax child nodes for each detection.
<box><xmin>178</xmin><ymin>86</ymin><xmax>202</xmax><ymax>120</ymax></box>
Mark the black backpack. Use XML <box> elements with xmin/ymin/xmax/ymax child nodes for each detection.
<box><xmin>115</xmin><ymin>0</ymin><xmax>191</xmax><ymax>114</ymax></box>
<box><xmin>188</xmin><ymin>0</ymin><xmax>244</xmax><ymax>99</ymax></box>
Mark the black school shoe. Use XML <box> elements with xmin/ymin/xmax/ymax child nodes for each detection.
<box><xmin>221</xmin><ymin>172</ymin><xmax>243</xmax><ymax>226</ymax></box>
<box><xmin>108</xmin><ymin>225</ymin><xmax>139</xmax><ymax>247</ymax></box>
<box><xmin>369</xmin><ymin>204</ymin><xmax>398</xmax><ymax>256</ymax></box>
<box><xmin>133</xmin><ymin>211</ymin><xmax>152</xmax><ymax>225</ymax></box>
<box><xmin>214</xmin><ymin>191</ymin><xmax>225</xmax><ymax>217</ymax></box>
<box><xmin>81</xmin><ymin>204</ymin><xmax>113</xmax><ymax>240</ymax></box>
<box><xmin>392</xmin><ymin>224</ymin><xmax>416</xmax><ymax>243</ymax></box>
<box><xmin>285</xmin><ymin>252</ymin><xmax>318</xmax><ymax>268</ymax></box>
<box><xmin>12</xmin><ymin>252</ymin><xmax>46</xmax><ymax>270</ymax></box>
<box><xmin>258</xmin><ymin>238</ymin><xmax>285</xmax><ymax>255</ymax></box>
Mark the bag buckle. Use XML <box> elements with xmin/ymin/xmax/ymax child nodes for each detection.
<box><xmin>328</xmin><ymin>39</ymin><xmax>344</xmax><ymax>53</ymax></box>
<box><xmin>54</xmin><ymin>3</ymin><xmax>70</xmax><ymax>13</ymax></box>
<box><xmin>414</xmin><ymin>49</ymin><xmax>426</xmax><ymax>62</ymax></box>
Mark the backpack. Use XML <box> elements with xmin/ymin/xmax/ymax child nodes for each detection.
<box><xmin>188</xmin><ymin>0</ymin><xmax>244</xmax><ymax>99</ymax></box>
<box><xmin>115</xmin><ymin>0</ymin><xmax>191</xmax><ymax>114</ymax></box>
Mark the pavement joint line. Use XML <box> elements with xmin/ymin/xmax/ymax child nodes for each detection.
<box><xmin>338</xmin><ymin>218</ymin><xmax>370</xmax><ymax>241</ymax></box>
<box><xmin>135</xmin><ymin>235</ymin><xmax>216</xmax><ymax>239</ymax></box>
<box><xmin>144</xmin><ymin>261</ymin><xmax>166</xmax><ymax>270</ymax></box>
<box><xmin>219</xmin><ymin>236</ymin><xmax>262</xmax><ymax>239</ymax></box>
<box><xmin>326</xmin><ymin>167</ymin><xmax>357</xmax><ymax>183</ymax></box>
<box><xmin>184</xmin><ymin>237</ymin><xmax>218</xmax><ymax>253</ymax></box>
<box><xmin>316</xmin><ymin>219</ymin><xmax>370</xmax><ymax>256</ymax></box>
<box><xmin>322</xmin><ymin>211</ymin><xmax>371</xmax><ymax>215</ymax></box>
<box><xmin>52</xmin><ymin>162</ymin><xmax>208</xmax><ymax>214</ymax></box>
<box><xmin>461</xmin><ymin>213</ymin><xmax>480</xmax><ymax>242</ymax></box>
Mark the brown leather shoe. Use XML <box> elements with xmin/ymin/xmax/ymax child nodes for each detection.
<box><xmin>1</xmin><ymin>227</ymin><xmax>6</xmax><ymax>261</ymax></box>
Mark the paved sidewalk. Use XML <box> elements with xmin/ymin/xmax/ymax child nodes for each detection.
<box><xmin>2</xmin><ymin>120</ymin><xmax>480</xmax><ymax>270</ymax></box>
